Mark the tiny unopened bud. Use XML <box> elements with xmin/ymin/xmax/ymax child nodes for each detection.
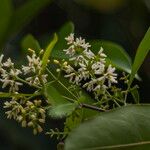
<box><xmin>56</xmin><ymin>69</ymin><xmax>60</xmax><ymax>72</ymax></box>
<box><xmin>34</xmin><ymin>100</ymin><xmax>41</xmax><ymax>106</ymax></box>
<box><xmin>28</xmin><ymin>121</ymin><xmax>34</xmax><ymax>127</ymax></box>
<box><xmin>31</xmin><ymin>105</ymin><xmax>35</xmax><ymax>109</ymax></box>
<box><xmin>63</xmin><ymin>61</ymin><xmax>68</xmax><ymax>66</ymax></box>
<box><xmin>21</xmin><ymin>109</ymin><xmax>26</xmax><ymax>114</ymax></box>
<box><xmin>26</xmin><ymin>101</ymin><xmax>33</xmax><ymax>106</ymax></box>
<box><xmin>28</xmin><ymin>48</ymin><xmax>35</xmax><ymax>53</ymax></box>
<box><xmin>30</xmin><ymin>114</ymin><xmax>36</xmax><ymax>120</ymax></box>
<box><xmin>40</xmin><ymin>49</ymin><xmax>44</xmax><ymax>55</ymax></box>
<box><xmin>54</xmin><ymin>59</ymin><xmax>59</xmax><ymax>64</ymax></box>
<box><xmin>39</xmin><ymin>119</ymin><xmax>45</xmax><ymax>123</ymax></box>
<box><xmin>33</xmin><ymin>128</ymin><xmax>37</xmax><ymax>135</ymax></box>
<box><xmin>17</xmin><ymin>116</ymin><xmax>23</xmax><ymax>122</ymax></box>
<box><xmin>22</xmin><ymin>120</ymin><xmax>27</xmax><ymax>127</ymax></box>
<box><xmin>39</xmin><ymin>108</ymin><xmax>45</xmax><ymax>114</ymax></box>
<box><xmin>37</xmin><ymin>125</ymin><xmax>43</xmax><ymax>133</ymax></box>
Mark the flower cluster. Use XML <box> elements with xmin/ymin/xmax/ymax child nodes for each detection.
<box><xmin>0</xmin><ymin>49</ymin><xmax>48</xmax><ymax>134</ymax></box>
<box><xmin>55</xmin><ymin>34</ymin><xmax>118</xmax><ymax>99</ymax></box>
<box><xmin>22</xmin><ymin>49</ymin><xmax>48</xmax><ymax>86</ymax></box>
<box><xmin>0</xmin><ymin>55</ymin><xmax>22</xmax><ymax>92</ymax></box>
<box><xmin>0</xmin><ymin>49</ymin><xmax>48</xmax><ymax>92</ymax></box>
<box><xmin>4</xmin><ymin>98</ymin><xmax>46</xmax><ymax>134</ymax></box>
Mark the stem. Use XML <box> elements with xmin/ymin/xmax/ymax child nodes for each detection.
<box><xmin>62</xmin><ymin>95</ymin><xmax>75</xmax><ymax>103</ymax></box>
<box><xmin>0</xmin><ymin>92</ymin><xmax>40</xmax><ymax>98</ymax></box>
<box><xmin>16</xmin><ymin>77</ymin><xmax>42</xmax><ymax>89</ymax></box>
<box><xmin>63</xmin><ymin>96</ymin><xmax>106</xmax><ymax>112</ymax></box>
<box><xmin>105</xmin><ymin>90</ymin><xmax>125</xmax><ymax>105</ymax></box>
<box><xmin>81</xmin><ymin>103</ymin><xmax>106</xmax><ymax>112</ymax></box>
<box><xmin>46</xmin><ymin>69</ymin><xmax>107</xmax><ymax>112</ymax></box>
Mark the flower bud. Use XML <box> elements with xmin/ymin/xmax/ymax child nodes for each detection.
<box><xmin>28</xmin><ymin>121</ymin><xmax>34</xmax><ymax>127</ymax></box>
<box><xmin>54</xmin><ymin>59</ymin><xmax>59</xmax><ymax>64</ymax></box>
<box><xmin>21</xmin><ymin>120</ymin><xmax>27</xmax><ymax>127</ymax></box>
<box><xmin>37</xmin><ymin>125</ymin><xmax>43</xmax><ymax>133</ymax></box>
<box><xmin>33</xmin><ymin>129</ymin><xmax>37</xmax><ymax>135</ymax></box>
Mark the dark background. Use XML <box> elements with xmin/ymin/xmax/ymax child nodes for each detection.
<box><xmin>0</xmin><ymin>0</ymin><xmax>150</xmax><ymax>149</ymax></box>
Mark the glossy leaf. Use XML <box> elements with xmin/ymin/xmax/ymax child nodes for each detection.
<box><xmin>21</xmin><ymin>34</ymin><xmax>41</xmax><ymax>53</ymax></box>
<box><xmin>48</xmin><ymin>103</ymin><xmax>77</xmax><ymax>118</ymax></box>
<box><xmin>128</xmin><ymin>27</ymin><xmax>150</xmax><ymax>87</ymax></box>
<box><xmin>65</xmin><ymin>105</ymin><xmax>150</xmax><ymax>150</ymax></box>
<box><xmin>41</xmin><ymin>33</ymin><xmax>58</xmax><ymax>74</ymax></box>
<box><xmin>10</xmin><ymin>0</ymin><xmax>52</xmax><ymax>35</ymax></box>
<box><xmin>44</xmin><ymin>82</ymin><xmax>67</xmax><ymax>106</ymax></box>
<box><xmin>51</xmin><ymin>22</ymin><xmax>74</xmax><ymax>59</ymax></box>
<box><xmin>90</xmin><ymin>40</ymin><xmax>132</xmax><ymax>74</ymax></box>
<box><xmin>44</xmin><ymin>83</ymin><xmax>77</xmax><ymax>118</ymax></box>
<box><xmin>0</xmin><ymin>0</ymin><xmax>13</xmax><ymax>46</ymax></box>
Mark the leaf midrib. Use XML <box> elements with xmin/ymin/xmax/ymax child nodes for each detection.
<box><xmin>80</xmin><ymin>140</ymin><xmax>150</xmax><ymax>150</ymax></box>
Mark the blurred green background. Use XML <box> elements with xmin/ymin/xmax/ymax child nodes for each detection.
<box><xmin>0</xmin><ymin>0</ymin><xmax>150</xmax><ymax>149</ymax></box>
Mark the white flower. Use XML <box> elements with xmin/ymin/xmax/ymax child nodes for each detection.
<box><xmin>22</xmin><ymin>53</ymin><xmax>42</xmax><ymax>75</ymax></box>
<box><xmin>0</xmin><ymin>54</ymin><xmax>4</xmax><ymax>67</ymax></box>
<box><xmin>61</xmin><ymin>34</ymin><xmax>120</xmax><ymax>100</ymax></box>
<box><xmin>93</xmin><ymin>85</ymin><xmax>101</xmax><ymax>91</ymax></box>
<box><xmin>78</xmin><ymin>63</ymin><xmax>90</xmax><ymax>80</ymax></box>
<box><xmin>9</xmin><ymin>80</ymin><xmax>23</xmax><ymax>92</ymax></box>
<box><xmin>98</xmin><ymin>47</ymin><xmax>107</xmax><ymax>58</ymax></box>
<box><xmin>64</xmin><ymin>65</ymin><xmax>74</xmax><ymax>74</ymax></box>
<box><xmin>74</xmin><ymin>75</ymin><xmax>81</xmax><ymax>85</ymax></box>
<box><xmin>83</xmin><ymin>79</ymin><xmax>97</xmax><ymax>92</ymax></box>
<box><xmin>10</xmin><ymin>69</ymin><xmax>22</xmax><ymax>77</ymax></box>
<box><xmin>74</xmin><ymin>37</ymin><xmax>91</xmax><ymax>50</ymax></box>
<box><xmin>0</xmin><ymin>67</ymin><xmax>22</xmax><ymax>92</ymax></box>
<box><xmin>91</xmin><ymin>62</ymin><xmax>105</xmax><ymax>75</ymax></box>
<box><xmin>22</xmin><ymin>65</ymin><xmax>32</xmax><ymax>74</ymax></box>
<box><xmin>69</xmin><ymin>55</ymin><xmax>87</xmax><ymax>66</ymax></box>
<box><xmin>65</xmin><ymin>33</ymin><xmax>74</xmax><ymax>45</ymax></box>
<box><xmin>27</xmin><ymin>53</ymin><xmax>41</xmax><ymax>66</ymax></box>
<box><xmin>83</xmin><ymin>50</ymin><xmax>95</xmax><ymax>59</ymax></box>
<box><xmin>4</xmin><ymin>99</ymin><xmax>23</xmax><ymax>119</ymax></box>
<box><xmin>63</xmin><ymin>45</ymin><xmax>75</xmax><ymax>57</ymax></box>
<box><xmin>22</xmin><ymin>51</ymin><xmax>48</xmax><ymax>86</ymax></box>
<box><xmin>41</xmin><ymin>74</ymin><xmax>48</xmax><ymax>83</ymax></box>
<box><xmin>3</xmin><ymin>58</ymin><xmax>14</xmax><ymax>67</ymax></box>
<box><xmin>64</xmin><ymin>73</ymin><xmax>76</xmax><ymax>83</ymax></box>
<box><xmin>105</xmin><ymin>65</ymin><xmax>118</xmax><ymax>87</ymax></box>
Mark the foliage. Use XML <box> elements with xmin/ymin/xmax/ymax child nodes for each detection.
<box><xmin>0</xmin><ymin>20</ymin><xmax>150</xmax><ymax>150</ymax></box>
<box><xmin>65</xmin><ymin>105</ymin><xmax>150</xmax><ymax>150</ymax></box>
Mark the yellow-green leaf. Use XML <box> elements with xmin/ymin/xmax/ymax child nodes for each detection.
<box><xmin>41</xmin><ymin>33</ymin><xmax>58</xmax><ymax>73</ymax></box>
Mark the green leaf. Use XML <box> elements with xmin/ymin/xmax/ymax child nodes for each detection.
<box><xmin>44</xmin><ymin>82</ymin><xmax>67</xmax><ymax>106</ymax></box>
<box><xmin>131</xmin><ymin>86</ymin><xmax>140</xmax><ymax>104</ymax></box>
<box><xmin>0</xmin><ymin>0</ymin><xmax>13</xmax><ymax>46</ymax></box>
<box><xmin>90</xmin><ymin>40</ymin><xmax>132</xmax><ymax>74</ymax></box>
<box><xmin>128</xmin><ymin>27</ymin><xmax>150</xmax><ymax>87</ymax></box>
<box><xmin>65</xmin><ymin>105</ymin><xmax>150</xmax><ymax>150</ymax></box>
<box><xmin>51</xmin><ymin>22</ymin><xmax>74</xmax><ymax>59</ymax></box>
<box><xmin>10</xmin><ymin>0</ymin><xmax>52</xmax><ymax>35</ymax></box>
<box><xmin>41</xmin><ymin>33</ymin><xmax>58</xmax><ymax>73</ymax></box>
<box><xmin>48</xmin><ymin>103</ymin><xmax>77</xmax><ymax>118</ymax></box>
<box><xmin>21</xmin><ymin>34</ymin><xmax>41</xmax><ymax>53</ymax></box>
<box><xmin>44</xmin><ymin>83</ymin><xmax>77</xmax><ymax>118</ymax></box>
